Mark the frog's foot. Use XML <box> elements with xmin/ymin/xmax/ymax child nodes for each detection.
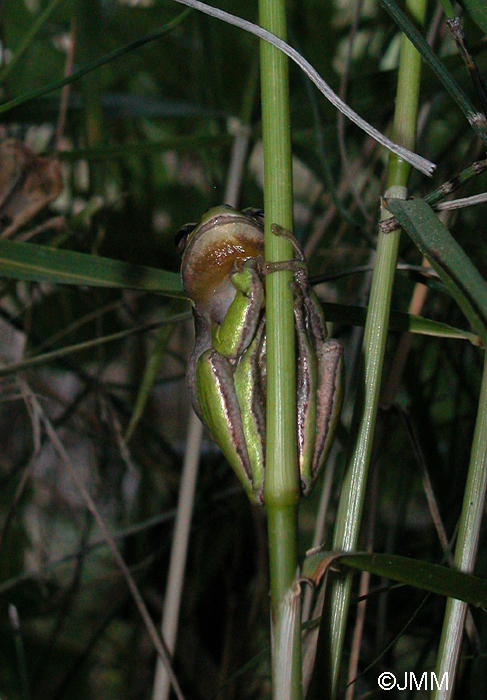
<box><xmin>270</xmin><ymin>222</ymin><xmax>306</xmax><ymax>261</ymax></box>
<box><xmin>231</xmin><ymin>255</ymin><xmax>266</xmax><ymax>280</ymax></box>
<box><xmin>266</xmin><ymin>259</ymin><xmax>307</xmax><ymax>276</ymax></box>
<box><xmin>266</xmin><ymin>223</ymin><xmax>310</xmax><ymax>281</ymax></box>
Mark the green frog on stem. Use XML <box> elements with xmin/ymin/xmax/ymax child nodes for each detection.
<box><xmin>176</xmin><ymin>205</ymin><xmax>343</xmax><ymax>505</ymax></box>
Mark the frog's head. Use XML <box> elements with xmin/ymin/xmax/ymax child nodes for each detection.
<box><xmin>175</xmin><ymin>205</ymin><xmax>264</xmax><ymax>255</ymax></box>
<box><xmin>176</xmin><ymin>205</ymin><xmax>265</xmax><ymax>319</ymax></box>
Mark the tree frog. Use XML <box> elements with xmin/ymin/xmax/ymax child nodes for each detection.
<box><xmin>177</xmin><ymin>205</ymin><xmax>343</xmax><ymax>505</ymax></box>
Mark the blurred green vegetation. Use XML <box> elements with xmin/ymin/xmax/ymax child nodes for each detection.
<box><xmin>0</xmin><ymin>0</ymin><xmax>486</xmax><ymax>698</ymax></box>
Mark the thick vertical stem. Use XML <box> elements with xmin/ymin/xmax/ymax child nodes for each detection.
<box><xmin>259</xmin><ymin>0</ymin><xmax>301</xmax><ymax>696</ymax></box>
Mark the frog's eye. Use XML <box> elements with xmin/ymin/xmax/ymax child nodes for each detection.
<box><xmin>242</xmin><ymin>208</ymin><xmax>264</xmax><ymax>227</ymax></box>
<box><xmin>175</xmin><ymin>222</ymin><xmax>198</xmax><ymax>256</ymax></box>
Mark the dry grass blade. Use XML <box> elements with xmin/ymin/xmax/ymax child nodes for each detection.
<box><xmin>16</xmin><ymin>378</ymin><xmax>186</xmax><ymax>700</ymax></box>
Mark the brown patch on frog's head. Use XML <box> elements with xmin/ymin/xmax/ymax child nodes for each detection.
<box><xmin>178</xmin><ymin>206</ymin><xmax>265</xmax><ymax>312</ymax></box>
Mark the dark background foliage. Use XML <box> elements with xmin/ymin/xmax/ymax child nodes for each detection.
<box><xmin>0</xmin><ymin>0</ymin><xmax>486</xmax><ymax>698</ymax></box>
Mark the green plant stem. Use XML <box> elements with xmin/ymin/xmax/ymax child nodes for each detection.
<box><xmin>259</xmin><ymin>0</ymin><xmax>300</xmax><ymax>696</ymax></box>
<box><xmin>379</xmin><ymin>0</ymin><xmax>487</xmax><ymax>147</ymax></box>
<box><xmin>310</xmin><ymin>0</ymin><xmax>427</xmax><ymax>696</ymax></box>
<box><xmin>432</xmin><ymin>354</ymin><xmax>487</xmax><ymax>700</ymax></box>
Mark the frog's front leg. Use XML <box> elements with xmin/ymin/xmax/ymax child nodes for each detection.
<box><xmin>212</xmin><ymin>257</ymin><xmax>265</xmax><ymax>360</ymax></box>
<box><xmin>196</xmin><ymin>320</ymin><xmax>266</xmax><ymax>505</ymax></box>
<box><xmin>187</xmin><ymin>258</ymin><xmax>264</xmax><ymax>419</ymax></box>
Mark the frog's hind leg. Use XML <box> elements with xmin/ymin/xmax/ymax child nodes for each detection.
<box><xmin>233</xmin><ymin>317</ymin><xmax>266</xmax><ymax>499</ymax></box>
<box><xmin>293</xmin><ymin>289</ymin><xmax>318</xmax><ymax>495</ymax></box>
<box><xmin>186</xmin><ymin>306</ymin><xmax>212</xmax><ymax>419</ymax></box>
<box><xmin>196</xmin><ymin>348</ymin><xmax>264</xmax><ymax>505</ymax></box>
<box><xmin>291</xmin><ymin>273</ymin><xmax>344</xmax><ymax>495</ymax></box>
<box><xmin>312</xmin><ymin>337</ymin><xmax>343</xmax><ymax>485</ymax></box>
<box><xmin>296</xmin><ymin>276</ymin><xmax>343</xmax><ymax>487</ymax></box>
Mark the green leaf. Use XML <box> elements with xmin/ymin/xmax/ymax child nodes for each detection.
<box><xmin>321</xmin><ymin>301</ymin><xmax>480</xmax><ymax>345</ymax></box>
<box><xmin>462</xmin><ymin>0</ymin><xmax>487</xmax><ymax>33</ymax></box>
<box><xmin>303</xmin><ymin>551</ymin><xmax>487</xmax><ymax>607</ymax></box>
<box><xmin>385</xmin><ymin>198</ymin><xmax>487</xmax><ymax>346</ymax></box>
<box><xmin>0</xmin><ymin>240</ymin><xmax>184</xmax><ymax>297</ymax></box>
